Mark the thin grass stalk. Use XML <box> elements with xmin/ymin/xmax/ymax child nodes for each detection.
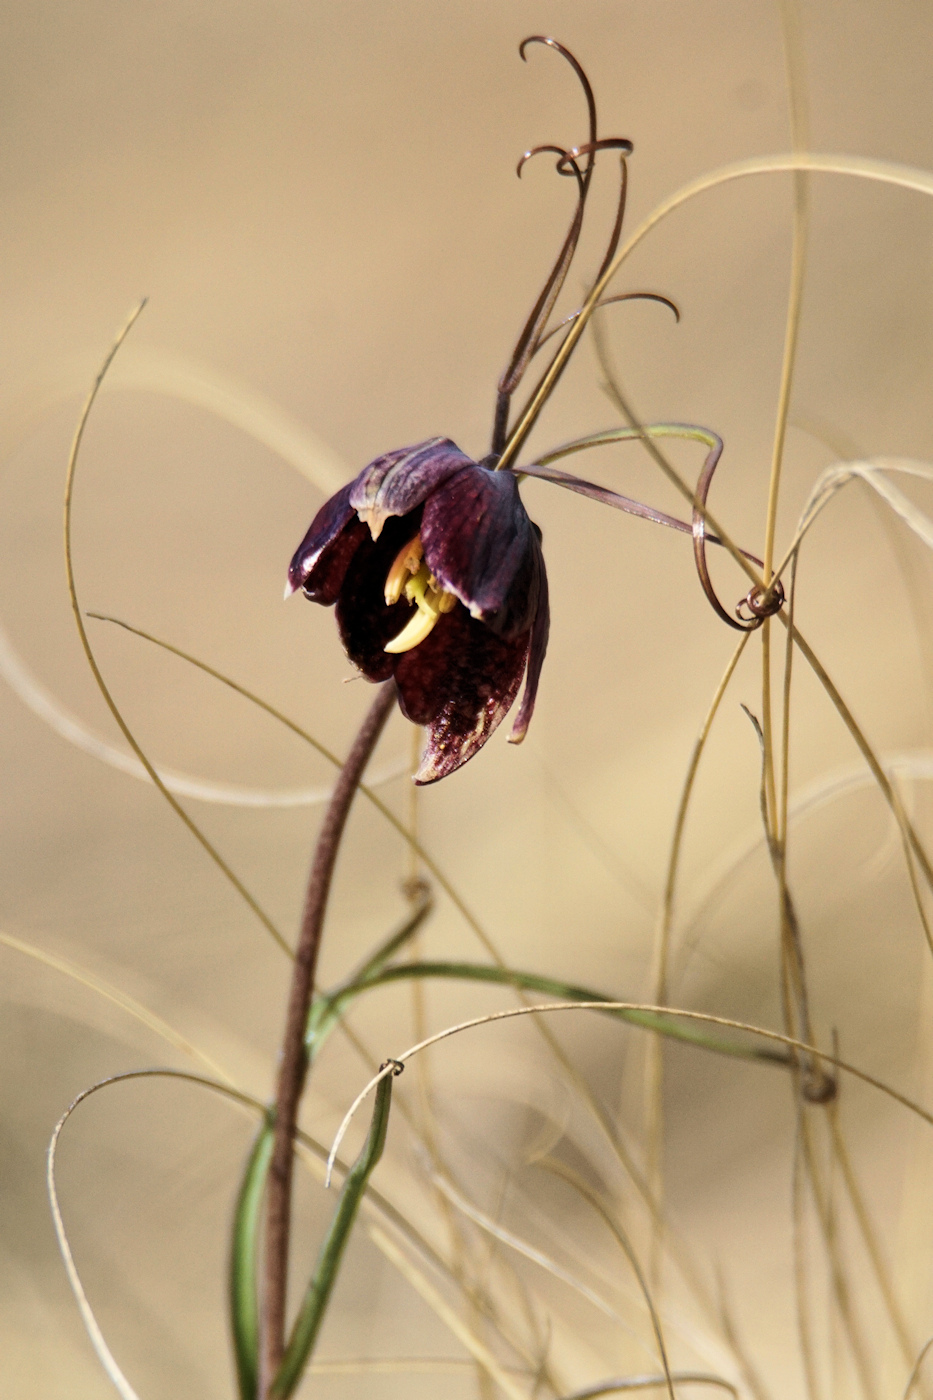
<box><xmin>744</xmin><ymin>706</ymin><xmax>825</xmax><ymax>1091</ymax></box>
<box><xmin>713</xmin><ymin>1268</ymin><xmax>773</xmax><ymax>1400</ymax></box>
<box><xmin>368</xmin><ymin>1224</ymin><xmax>531</xmax><ymax>1400</ymax></box>
<box><xmin>792</xmin><ymin>1107</ymin><xmax>823</xmax><ymax>1400</ymax></box>
<box><xmin>905</xmin><ymin>1339</ymin><xmax>933</xmax><ymax>1400</ymax></box>
<box><xmin>497</xmin><ymin>151</ymin><xmax>933</xmax><ymax>474</ymax></box>
<box><xmin>779</xmin><ymin>554</ymin><xmax>798</xmax><ymax>851</ymax></box>
<box><xmin>799</xmin><ymin>1111</ymin><xmax>879</xmax><ymax>1400</ymax></box>
<box><xmin>785</xmin><ymin>621</ymin><xmax>933</xmax><ymax>928</ymax></box>
<box><xmin>331</xmin><ymin>1009</ymin><xmax>564</xmax><ymax>1395</ymax></box>
<box><xmin>765</xmin><ymin>0</ymin><xmax>811</xmax><ymax>582</ymax></box>
<box><xmin>400</xmin><ymin>727</ymin><xmax>462</xmax><ymax>1320</ymax></box>
<box><xmin>329</xmin><ymin>1002</ymin><xmax>933</xmax><ymax>1174</ymax></box>
<box><xmin>403</xmin><ymin>726</ymin><xmax>498</xmax><ymax>1400</ymax></box>
<box><xmin>89</xmin><ymin>597</ymin><xmax>807</xmax><ymax>1377</ymax></box>
<box><xmin>88</xmin><ymin>614</ymin><xmax>665</xmax><ymax>1206</ymax></box>
<box><xmin>539</xmin><ymin>1159</ymin><xmax>675</xmax><ymax>1400</ymax></box>
<box><xmin>0</xmin><ymin>929</ymin><xmax>233</xmax><ymax>1085</ymax></box>
<box><xmin>260</xmin><ymin>680</ymin><xmax>396</xmax><ymax>1397</ymax></box>
<box><xmin>827</xmin><ymin>1105</ymin><xmax>916</xmax><ymax>1371</ymax></box>
<box><xmin>559</xmin><ymin>1376</ymin><xmax>738</xmax><ymax>1398</ymax></box>
<box><xmin>772</xmin><ymin>493</ymin><xmax>933</xmax><ymax>959</ymax></box>
<box><xmin>645</xmin><ymin>631</ymin><xmax>751</xmax><ymax>1287</ymax></box>
<box><xmin>64</xmin><ymin>309</ymin><xmax>291</xmax><ymax>958</ymax></box>
<box><xmin>429</xmin><ymin>1168</ymin><xmax>628</xmax><ymax>1327</ymax></box>
<box><xmin>50</xmin><ymin>1062</ymin><xmax>552</xmax><ymax>1399</ymax></box>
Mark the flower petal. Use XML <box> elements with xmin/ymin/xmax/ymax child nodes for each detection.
<box><xmin>393</xmin><ymin>606</ymin><xmax>530</xmax><ymax>784</ymax></box>
<box><xmin>335</xmin><ymin>514</ymin><xmax>421</xmax><ymax>680</ymax></box>
<box><xmin>421</xmin><ymin>466</ymin><xmax>543</xmax><ymax>639</ymax></box>
<box><xmin>508</xmin><ymin>550</ymin><xmax>549</xmax><ymax>744</ymax></box>
<box><xmin>349</xmin><ymin>438</ymin><xmax>475</xmax><ymax>540</ymax></box>
<box><xmin>287</xmin><ymin>481</ymin><xmax>361</xmax><ymax>604</ymax></box>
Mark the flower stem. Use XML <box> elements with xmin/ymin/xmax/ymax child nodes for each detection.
<box><xmin>259</xmin><ymin>680</ymin><xmax>397</xmax><ymax>1398</ymax></box>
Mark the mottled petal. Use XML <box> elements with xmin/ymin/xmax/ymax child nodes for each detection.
<box><xmin>393</xmin><ymin>605</ymin><xmax>530</xmax><ymax>784</ymax></box>
<box><xmin>421</xmin><ymin>466</ymin><xmax>542</xmax><ymax>638</ymax></box>
<box><xmin>335</xmin><ymin>514</ymin><xmax>421</xmax><ymax>681</ymax></box>
<box><xmin>509</xmin><ymin>551</ymin><xmax>549</xmax><ymax>744</ymax></box>
<box><xmin>349</xmin><ymin>438</ymin><xmax>475</xmax><ymax>540</ymax></box>
<box><xmin>287</xmin><ymin>481</ymin><xmax>360</xmax><ymax>604</ymax></box>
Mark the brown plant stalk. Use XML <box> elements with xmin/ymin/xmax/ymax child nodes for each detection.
<box><xmin>260</xmin><ymin>679</ymin><xmax>397</xmax><ymax>1397</ymax></box>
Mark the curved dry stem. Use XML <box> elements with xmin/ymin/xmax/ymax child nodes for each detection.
<box><xmin>498</xmin><ymin>151</ymin><xmax>933</xmax><ymax>471</ymax></box>
<box><xmin>905</xmin><ymin>1337</ymin><xmax>933</xmax><ymax>1400</ymax></box>
<box><xmin>367</xmin><ymin>1223</ymin><xmax>531</xmax><ymax>1400</ymax></box>
<box><xmin>561</xmin><ymin>1377</ymin><xmax>737</xmax><ymax>1398</ymax></box>
<box><xmin>428</xmin><ymin>1169</ymin><xmax>633</xmax><ymax>1331</ymax></box>
<box><xmin>333</xmin><ymin>1019</ymin><xmax>561</xmax><ymax>1395</ymax></box>
<box><xmin>63</xmin><ymin>306</ymin><xmax>291</xmax><ymax>958</ymax></box>
<box><xmin>799</xmin><ymin>1111</ymin><xmax>879</xmax><ymax>1399</ymax></box>
<box><xmin>48</xmin><ymin>1069</ymin><xmax>275</xmax><ymax>1400</ymax></box>
<box><xmin>786</xmin><ymin>621</ymin><xmax>933</xmax><ymax>952</ymax></box>
<box><xmin>539</xmin><ymin>1158</ymin><xmax>675</xmax><ymax>1400</ymax></box>
<box><xmin>86</xmin><ymin>610</ymin><xmax>663</xmax><ymax>1262</ymax></box>
<box><xmin>791</xmin><ymin>1108</ymin><xmax>821</xmax><ymax>1400</ymax></box>
<box><xmin>828</xmin><ymin>1105</ymin><xmax>916</xmax><ymax>1371</ymax></box>
<box><xmin>0</xmin><ymin>347</ymin><xmax>352</xmax><ymax>800</ymax></box>
<box><xmin>327</xmin><ymin>1000</ymin><xmax>933</xmax><ymax>1180</ymax></box>
<box><xmin>82</xmin><ymin>625</ymin><xmax>683</xmax><ymax>1302</ymax></box>
<box><xmin>764</xmin><ymin>0</ymin><xmax>811</xmax><ymax>582</ymax></box>
<box><xmin>50</xmin><ymin>1060</ymin><xmax>555</xmax><ymax>1400</ymax></box>
<box><xmin>773</xmin><ymin>458</ymin><xmax>933</xmax><ymax>588</ymax></box>
<box><xmin>0</xmin><ymin>928</ymin><xmax>233</xmax><ymax>1085</ymax></box>
<box><xmin>589</xmin><ymin>325</ymin><xmax>762</xmax><ymax>597</ymax></box>
<box><xmin>645</xmin><ymin>630</ymin><xmax>751</xmax><ymax>1284</ymax></box>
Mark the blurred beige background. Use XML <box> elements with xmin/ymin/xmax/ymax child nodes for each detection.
<box><xmin>2</xmin><ymin>2</ymin><xmax>933</xmax><ymax>1397</ymax></box>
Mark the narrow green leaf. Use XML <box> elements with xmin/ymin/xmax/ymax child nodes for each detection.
<box><xmin>230</xmin><ymin>1120</ymin><xmax>275</xmax><ymax>1400</ymax></box>
<box><xmin>326</xmin><ymin>962</ymin><xmax>790</xmax><ymax>1066</ymax></box>
<box><xmin>271</xmin><ymin>1072</ymin><xmax>396</xmax><ymax>1399</ymax></box>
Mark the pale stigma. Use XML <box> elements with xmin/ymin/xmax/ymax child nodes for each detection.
<box><xmin>384</xmin><ymin>535</ymin><xmax>456</xmax><ymax>654</ymax></box>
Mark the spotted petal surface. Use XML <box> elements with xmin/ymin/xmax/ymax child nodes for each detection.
<box><xmin>288</xmin><ymin>436</ymin><xmax>549</xmax><ymax>781</ymax></box>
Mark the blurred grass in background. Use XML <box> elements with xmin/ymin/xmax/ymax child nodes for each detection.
<box><xmin>2</xmin><ymin>2</ymin><xmax>933</xmax><ymax>1396</ymax></box>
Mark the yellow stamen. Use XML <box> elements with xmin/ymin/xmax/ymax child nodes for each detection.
<box><xmin>384</xmin><ymin>536</ymin><xmax>424</xmax><ymax>605</ymax></box>
<box><xmin>384</xmin><ymin>606</ymin><xmax>443</xmax><ymax>654</ymax></box>
<box><xmin>384</xmin><ymin>547</ymin><xmax>457</xmax><ymax>654</ymax></box>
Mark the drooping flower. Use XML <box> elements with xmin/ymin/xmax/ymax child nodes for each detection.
<box><xmin>286</xmin><ymin>437</ymin><xmax>549</xmax><ymax>784</ymax></box>
<box><xmin>286</xmin><ymin>38</ymin><xmax>753</xmax><ymax>783</ymax></box>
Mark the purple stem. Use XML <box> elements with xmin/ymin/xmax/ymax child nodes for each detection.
<box><xmin>259</xmin><ymin>679</ymin><xmax>397</xmax><ymax>1398</ymax></box>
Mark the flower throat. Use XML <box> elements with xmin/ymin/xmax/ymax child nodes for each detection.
<box><xmin>383</xmin><ymin>535</ymin><xmax>456</xmax><ymax>654</ymax></box>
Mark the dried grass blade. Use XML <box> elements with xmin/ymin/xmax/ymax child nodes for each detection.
<box><xmin>367</xmin><ymin>1224</ymin><xmax>529</xmax><ymax>1400</ymax></box>
<box><xmin>63</xmin><ymin>307</ymin><xmax>291</xmax><ymax>957</ymax></box>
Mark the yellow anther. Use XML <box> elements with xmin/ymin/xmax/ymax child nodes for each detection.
<box><xmin>403</xmin><ymin>562</ymin><xmax>437</xmax><ymax>612</ymax></box>
<box><xmin>384</xmin><ymin>553</ymin><xmax>457</xmax><ymax>654</ymax></box>
<box><xmin>384</xmin><ymin>536</ymin><xmax>424</xmax><ymax>605</ymax></box>
<box><xmin>384</xmin><ymin>606</ymin><xmax>443</xmax><ymax>654</ymax></box>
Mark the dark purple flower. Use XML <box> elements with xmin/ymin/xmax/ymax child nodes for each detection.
<box><xmin>287</xmin><ymin>437</ymin><xmax>549</xmax><ymax>784</ymax></box>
